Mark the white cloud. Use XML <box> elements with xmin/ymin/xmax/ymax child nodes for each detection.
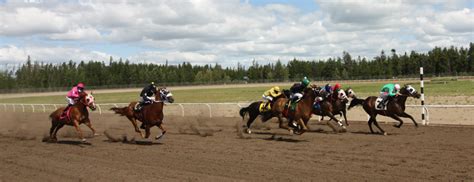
<box><xmin>0</xmin><ymin>0</ymin><xmax>472</xmax><ymax>66</ymax></box>
<box><xmin>0</xmin><ymin>7</ymin><xmax>69</xmax><ymax>36</ymax></box>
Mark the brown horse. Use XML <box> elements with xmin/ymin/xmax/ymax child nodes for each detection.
<box><xmin>49</xmin><ymin>92</ymin><xmax>97</xmax><ymax>142</ymax></box>
<box><xmin>239</xmin><ymin>92</ymin><xmax>290</xmax><ymax>134</ymax></box>
<box><xmin>110</xmin><ymin>87</ymin><xmax>174</xmax><ymax>139</ymax></box>
<box><xmin>316</xmin><ymin>88</ymin><xmax>355</xmax><ymax>125</ymax></box>
<box><xmin>288</xmin><ymin>86</ymin><xmax>319</xmax><ymax>135</ymax></box>
<box><xmin>348</xmin><ymin>85</ymin><xmax>421</xmax><ymax>135</ymax></box>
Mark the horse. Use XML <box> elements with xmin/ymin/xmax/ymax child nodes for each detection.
<box><xmin>317</xmin><ymin>88</ymin><xmax>355</xmax><ymax>126</ymax></box>
<box><xmin>348</xmin><ymin>85</ymin><xmax>421</xmax><ymax>135</ymax></box>
<box><xmin>288</xmin><ymin>86</ymin><xmax>319</xmax><ymax>135</ymax></box>
<box><xmin>239</xmin><ymin>91</ymin><xmax>290</xmax><ymax>134</ymax></box>
<box><xmin>48</xmin><ymin>92</ymin><xmax>97</xmax><ymax>142</ymax></box>
<box><xmin>110</xmin><ymin>87</ymin><xmax>174</xmax><ymax>139</ymax></box>
<box><xmin>312</xmin><ymin>88</ymin><xmax>349</xmax><ymax>131</ymax></box>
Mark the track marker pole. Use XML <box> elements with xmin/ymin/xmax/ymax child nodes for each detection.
<box><xmin>420</xmin><ymin>67</ymin><xmax>426</xmax><ymax>125</ymax></box>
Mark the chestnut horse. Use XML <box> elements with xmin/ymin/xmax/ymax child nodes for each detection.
<box><xmin>348</xmin><ymin>85</ymin><xmax>421</xmax><ymax>135</ymax></box>
<box><xmin>239</xmin><ymin>92</ymin><xmax>291</xmax><ymax>134</ymax></box>
<box><xmin>288</xmin><ymin>86</ymin><xmax>319</xmax><ymax>135</ymax></box>
<box><xmin>110</xmin><ymin>87</ymin><xmax>174</xmax><ymax>139</ymax></box>
<box><xmin>49</xmin><ymin>92</ymin><xmax>97</xmax><ymax>142</ymax></box>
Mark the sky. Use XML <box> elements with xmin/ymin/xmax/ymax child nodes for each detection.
<box><xmin>0</xmin><ymin>0</ymin><xmax>473</xmax><ymax>68</ymax></box>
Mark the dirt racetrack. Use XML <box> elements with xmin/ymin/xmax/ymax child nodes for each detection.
<box><xmin>0</xmin><ymin>112</ymin><xmax>473</xmax><ymax>181</ymax></box>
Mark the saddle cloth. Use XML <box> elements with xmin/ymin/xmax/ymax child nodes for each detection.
<box><xmin>375</xmin><ymin>97</ymin><xmax>386</xmax><ymax>110</ymax></box>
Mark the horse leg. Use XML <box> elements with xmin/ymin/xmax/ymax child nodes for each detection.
<box><xmin>52</xmin><ymin>123</ymin><xmax>65</xmax><ymax>141</ymax></box>
<box><xmin>84</xmin><ymin>118</ymin><xmax>99</xmax><ymax>136</ymax></box>
<box><xmin>155</xmin><ymin>123</ymin><xmax>166</xmax><ymax>140</ymax></box>
<box><xmin>144</xmin><ymin>125</ymin><xmax>151</xmax><ymax>139</ymax></box>
<box><xmin>388</xmin><ymin>114</ymin><xmax>404</xmax><ymax>128</ymax></box>
<box><xmin>127</xmin><ymin>116</ymin><xmax>144</xmax><ymax>138</ymax></box>
<box><xmin>397</xmin><ymin>112</ymin><xmax>418</xmax><ymax>128</ymax></box>
<box><xmin>325</xmin><ymin>112</ymin><xmax>343</xmax><ymax>132</ymax></box>
<box><xmin>368</xmin><ymin>116</ymin><xmax>375</xmax><ymax>134</ymax></box>
<box><xmin>245</xmin><ymin>112</ymin><xmax>259</xmax><ymax>134</ymax></box>
<box><xmin>342</xmin><ymin>110</ymin><xmax>349</xmax><ymax>126</ymax></box>
<box><xmin>72</xmin><ymin>120</ymin><xmax>86</xmax><ymax>142</ymax></box>
<box><xmin>372</xmin><ymin>118</ymin><xmax>387</xmax><ymax>135</ymax></box>
<box><xmin>49</xmin><ymin>120</ymin><xmax>59</xmax><ymax>140</ymax></box>
<box><xmin>296</xmin><ymin>118</ymin><xmax>308</xmax><ymax>135</ymax></box>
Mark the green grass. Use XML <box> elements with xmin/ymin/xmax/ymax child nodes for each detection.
<box><xmin>0</xmin><ymin>80</ymin><xmax>472</xmax><ymax>104</ymax></box>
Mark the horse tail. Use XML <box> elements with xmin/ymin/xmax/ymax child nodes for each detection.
<box><xmin>348</xmin><ymin>98</ymin><xmax>364</xmax><ymax>110</ymax></box>
<box><xmin>239</xmin><ymin>107</ymin><xmax>249</xmax><ymax>119</ymax></box>
<box><xmin>110</xmin><ymin>107</ymin><xmax>129</xmax><ymax>116</ymax></box>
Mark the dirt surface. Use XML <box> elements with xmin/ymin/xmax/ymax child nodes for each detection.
<box><xmin>0</xmin><ymin>112</ymin><xmax>473</xmax><ymax>181</ymax></box>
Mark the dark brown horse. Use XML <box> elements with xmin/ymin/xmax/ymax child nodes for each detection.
<box><xmin>348</xmin><ymin>85</ymin><xmax>420</xmax><ymax>135</ymax></box>
<box><xmin>288</xmin><ymin>86</ymin><xmax>319</xmax><ymax>135</ymax></box>
<box><xmin>110</xmin><ymin>87</ymin><xmax>174</xmax><ymax>139</ymax></box>
<box><xmin>49</xmin><ymin>92</ymin><xmax>97</xmax><ymax>142</ymax></box>
<box><xmin>312</xmin><ymin>89</ymin><xmax>348</xmax><ymax>131</ymax></box>
<box><xmin>239</xmin><ymin>92</ymin><xmax>290</xmax><ymax>134</ymax></box>
<box><xmin>317</xmin><ymin>88</ymin><xmax>355</xmax><ymax>126</ymax></box>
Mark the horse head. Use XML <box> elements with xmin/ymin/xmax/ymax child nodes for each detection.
<box><xmin>336</xmin><ymin>89</ymin><xmax>349</xmax><ymax>103</ymax></box>
<box><xmin>158</xmin><ymin>87</ymin><xmax>174</xmax><ymax>103</ymax></box>
<box><xmin>345</xmin><ymin>88</ymin><xmax>356</xmax><ymax>99</ymax></box>
<box><xmin>81</xmin><ymin>92</ymin><xmax>97</xmax><ymax>111</ymax></box>
<box><xmin>400</xmin><ymin>85</ymin><xmax>421</xmax><ymax>99</ymax></box>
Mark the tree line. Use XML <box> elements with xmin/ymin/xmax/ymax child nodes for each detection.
<box><xmin>1</xmin><ymin>43</ymin><xmax>473</xmax><ymax>92</ymax></box>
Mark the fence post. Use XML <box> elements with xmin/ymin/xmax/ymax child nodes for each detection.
<box><xmin>3</xmin><ymin>104</ymin><xmax>6</xmax><ymax>112</ymax></box>
<box><xmin>53</xmin><ymin>104</ymin><xmax>57</xmax><ymax>110</ymax></box>
<box><xmin>21</xmin><ymin>104</ymin><xmax>25</xmax><ymax>112</ymax></box>
<box><xmin>31</xmin><ymin>105</ymin><xmax>35</xmax><ymax>113</ymax></box>
<box><xmin>42</xmin><ymin>104</ymin><xmax>46</xmax><ymax>112</ymax></box>
<box><xmin>206</xmin><ymin>104</ymin><xmax>212</xmax><ymax>118</ymax></box>
<box><xmin>12</xmin><ymin>104</ymin><xmax>15</xmax><ymax>112</ymax></box>
<box><xmin>178</xmin><ymin>104</ymin><xmax>185</xmax><ymax>117</ymax></box>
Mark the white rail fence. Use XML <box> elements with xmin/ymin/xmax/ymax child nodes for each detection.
<box><xmin>2</xmin><ymin>103</ymin><xmax>474</xmax><ymax>124</ymax></box>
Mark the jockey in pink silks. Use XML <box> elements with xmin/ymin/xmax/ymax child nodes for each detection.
<box><xmin>61</xmin><ymin>82</ymin><xmax>85</xmax><ymax>117</ymax></box>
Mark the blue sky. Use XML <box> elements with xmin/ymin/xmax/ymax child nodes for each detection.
<box><xmin>0</xmin><ymin>0</ymin><xmax>473</xmax><ymax>67</ymax></box>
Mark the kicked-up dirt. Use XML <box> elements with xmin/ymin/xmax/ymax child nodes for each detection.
<box><xmin>0</xmin><ymin>112</ymin><xmax>473</xmax><ymax>181</ymax></box>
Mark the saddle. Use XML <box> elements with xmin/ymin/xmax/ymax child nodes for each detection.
<box><xmin>59</xmin><ymin>106</ymin><xmax>72</xmax><ymax>122</ymax></box>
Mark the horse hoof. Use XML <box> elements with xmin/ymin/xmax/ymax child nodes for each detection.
<box><xmin>383</xmin><ymin>132</ymin><xmax>388</xmax><ymax>136</ymax></box>
<box><xmin>81</xmin><ymin>138</ymin><xmax>87</xmax><ymax>143</ymax></box>
<box><xmin>155</xmin><ymin>134</ymin><xmax>164</xmax><ymax>140</ymax></box>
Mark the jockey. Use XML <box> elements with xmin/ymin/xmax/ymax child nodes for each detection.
<box><xmin>290</xmin><ymin>77</ymin><xmax>310</xmax><ymax>103</ymax></box>
<box><xmin>136</xmin><ymin>82</ymin><xmax>157</xmax><ymax>111</ymax></box>
<box><xmin>319</xmin><ymin>83</ymin><xmax>333</xmax><ymax>100</ymax></box>
<box><xmin>62</xmin><ymin>82</ymin><xmax>85</xmax><ymax>117</ymax></box>
<box><xmin>378</xmin><ymin>83</ymin><xmax>401</xmax><ymax>109</ymax></box>
<box><xmin>332</xmin><ymin>83</ymin><xmax>342</xmax><ymax>100</ymax></box>
<box><xmin>262</xmin><ymin>86</ymin><xmax>282</xmax><ymax>111</ymax></box>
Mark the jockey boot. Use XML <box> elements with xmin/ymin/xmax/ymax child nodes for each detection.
<box><xmin>135</xmin><ymin>103</ymin><xmax>143</xmax><ymax>111</ymax></box>
<box><xmin>264</xmin><ymin>102</ymin><xmax>271</xmax><ymax>112</ymax></box>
